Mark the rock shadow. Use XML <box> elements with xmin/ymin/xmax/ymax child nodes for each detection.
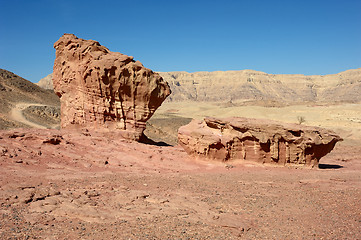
<box><xmin>140</xmin><ymin>134</ymin><xmax>172</xmax><ymax>147</ymax></box>
<box><xmin>318</xmin><ymin>163</ymin><xmax>343</xmax><ymax>169</ymax></box>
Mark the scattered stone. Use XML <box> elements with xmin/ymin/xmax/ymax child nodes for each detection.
<box><xmin>225</xmin><ymin>164</ymin><xmax>235</xmax><ymax>169</ymax></box>
<box><xmin>8</xmin><ymin>133</ymin><xmax>25</xmax><ymax>139</ymax></box>
<box><xmin>43</xmin><ymin>135</ymin><xmax>63</xmax><ymax>145</ymax></box>
<box><xmin>0</xmin><ymin>146</ymin><xmax>7</xmax><ymax>156</ymax></box>
<box><xmin>84</xmin><ymin>190</ymin><xmax>99</xmax><ymax>198</ymax></box>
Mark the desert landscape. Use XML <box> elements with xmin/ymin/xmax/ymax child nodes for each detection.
<box><xmin>0</xmin><ymin>34</ymin><xmax>360</xmax><ymax>239</ymax></box>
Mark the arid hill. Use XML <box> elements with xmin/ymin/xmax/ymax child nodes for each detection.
<box><xmin>0</xmin><ymin>69</ymin><xmax>60</xmax><ymax>129</ymax></box>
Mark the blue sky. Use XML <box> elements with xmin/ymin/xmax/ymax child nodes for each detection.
<box><xmin>0</xmin><ymin>0</ymin><xmax>360</xmax><ymax>83</ymax></box>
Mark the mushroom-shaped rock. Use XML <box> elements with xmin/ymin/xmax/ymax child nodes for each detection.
<box><xmin>178</xmin><ymin>117</ymin><xmax>342</xmax><ymax>168</ymax></box>
<box><xmin>53</xmin><ymin>34</ymin><xmax>171</xmax><ymax>140</ymax></box>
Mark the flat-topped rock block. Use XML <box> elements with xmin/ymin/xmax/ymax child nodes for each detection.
<box><xmin>178</xmin><ymin>117</ymin><xmax>342</xmax><ymax>168</ymax></box>
<box><xmin>53</xmin><ymin>34</ymin><xmax>171</xmax><ymax>140</ymax></box>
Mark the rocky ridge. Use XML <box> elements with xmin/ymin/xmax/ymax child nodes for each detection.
<box><xmin>161</xmin><ymin>68</ymin><xmax>361</xmax><ymax>103</ymax></box>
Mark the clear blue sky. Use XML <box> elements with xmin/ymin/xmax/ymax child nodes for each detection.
<box><xmin>0</xmin><ymin>0</ymin><xmax>360</xmax><ymax>83</ymax></box>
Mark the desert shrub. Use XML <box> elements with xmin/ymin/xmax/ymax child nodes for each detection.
<box><xmin>297</xmin><ymin>116</ymin><xmax>306</xmax><ymax>124</ymax></box>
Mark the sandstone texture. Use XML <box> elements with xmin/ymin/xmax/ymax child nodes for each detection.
<box><xmin>53</xmin><ymin>34</ymin><xmax>171</xmax><ymax>140</ymax></box>
<box><xmin>178</xmin><ymin>117</ymin><xmax>342</xmax><ymax>167</ymax></box>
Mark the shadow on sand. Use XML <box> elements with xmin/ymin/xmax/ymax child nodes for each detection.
<box><xmin>140</xmin><ymin>134</ymin><xmax>172</xmax><ymax>147</ymax></box>
<box><xmin>318</xmin><ymin>164</ymin><xmax>343</xmax><ymax>169</ymax></box>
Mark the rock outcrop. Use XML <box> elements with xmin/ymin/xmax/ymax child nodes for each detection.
<box><xmin>178</xmin><ymin>117</ymin><xmax>342</xmax><ymax>168</ymax></box>
<box><xmin>53</xmin><ymin>34</ymin><xmax>171</xmax><ymax>140</ymax></box>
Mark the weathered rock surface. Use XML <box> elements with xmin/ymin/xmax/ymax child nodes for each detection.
<box><xmin>178</xmin><ymin>117</ymin><xmax>342</xmax><ymax>167</ymax></box>
<box><xmin>53</xmin><ymin>34</ymin><xmax>171</xmax><ymax>140</ymax></box>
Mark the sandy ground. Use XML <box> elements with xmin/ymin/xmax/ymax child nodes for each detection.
<box><xmin>1</xmin><ymin>102</ymin><xmax>360</xmax><ymax>239</ymax></box>
<box><xmin>0</xmin><ymin>131</ymin><xmax>360</xmax><ymax>239</ymax></box>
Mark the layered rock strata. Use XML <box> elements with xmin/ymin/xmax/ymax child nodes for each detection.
<box><xmin>178</xmin><ymin>117</ymin><xmax>342</xmax><ymax>167</ymax></box>
<box><xmin>161</xmin><ymin>68</ymin><xmax>361</xmax><ymax>104</ymax></box>
<box><xmin>53</xmin><ymin>34</ymin><xmax>171</xmax><ymax>140</ymax></box>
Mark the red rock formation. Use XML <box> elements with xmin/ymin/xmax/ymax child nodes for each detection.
<box><xmin>178</xmin><ymin>117</ymin><xmax>342</xmax><ymax>168</ymax></box>
<box><xmin>53</xmin><ymin>34</ymin><xmax>171</xmax><ymax>140</ymax></box>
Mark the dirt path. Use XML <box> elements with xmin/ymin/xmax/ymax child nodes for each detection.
<box><xmin>10</xmin><ymin>103</ymin><xmax>48</xmax><ymax>129</ymax></box>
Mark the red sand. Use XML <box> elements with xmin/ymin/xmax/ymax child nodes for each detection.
<box><xmin>0</xmin><ymin>128</ymin><xmax>360</xmax><ymax>239</ymax></box>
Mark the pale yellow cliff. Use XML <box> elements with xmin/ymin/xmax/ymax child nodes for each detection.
<box><xmin>160</xmin><ymin>68</ymin><xmax>361</xmax><ymax>104</ymax></box>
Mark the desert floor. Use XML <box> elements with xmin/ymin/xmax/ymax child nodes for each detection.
<box><xmin>1</xmin><ymin>102</ymin><xmax>360</xmax><ymax>239</ymax></box>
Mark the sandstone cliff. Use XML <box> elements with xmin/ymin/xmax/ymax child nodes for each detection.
<box><xmin>53</xmin><ymin>34</ymin><xmax>171</xmax><ymax>140</ymax></box>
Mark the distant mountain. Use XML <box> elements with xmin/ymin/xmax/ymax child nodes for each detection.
<box><xmin>37</xmin><ymin>73</ymin><xmax>53</xmax><ymax>90</ymax></box>
<box><xmin>38</xmin><ymin>68</ymin><xmax>361</xmax><ymax>105</ymax></box>
<box><xmin>160</xmin><ymin>68</ymin><xmax>361</xmax><ymax>104</ymax></box>
<box><xmin>0</xmin><ymin>69</ymin><xmax>59</xmax><ymax>129</ymax></box>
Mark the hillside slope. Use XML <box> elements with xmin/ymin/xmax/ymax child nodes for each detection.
<box><xmin>0</xmin><ymin>69</ymin><xmax>60</xmax><ymax>129</ymax></box>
